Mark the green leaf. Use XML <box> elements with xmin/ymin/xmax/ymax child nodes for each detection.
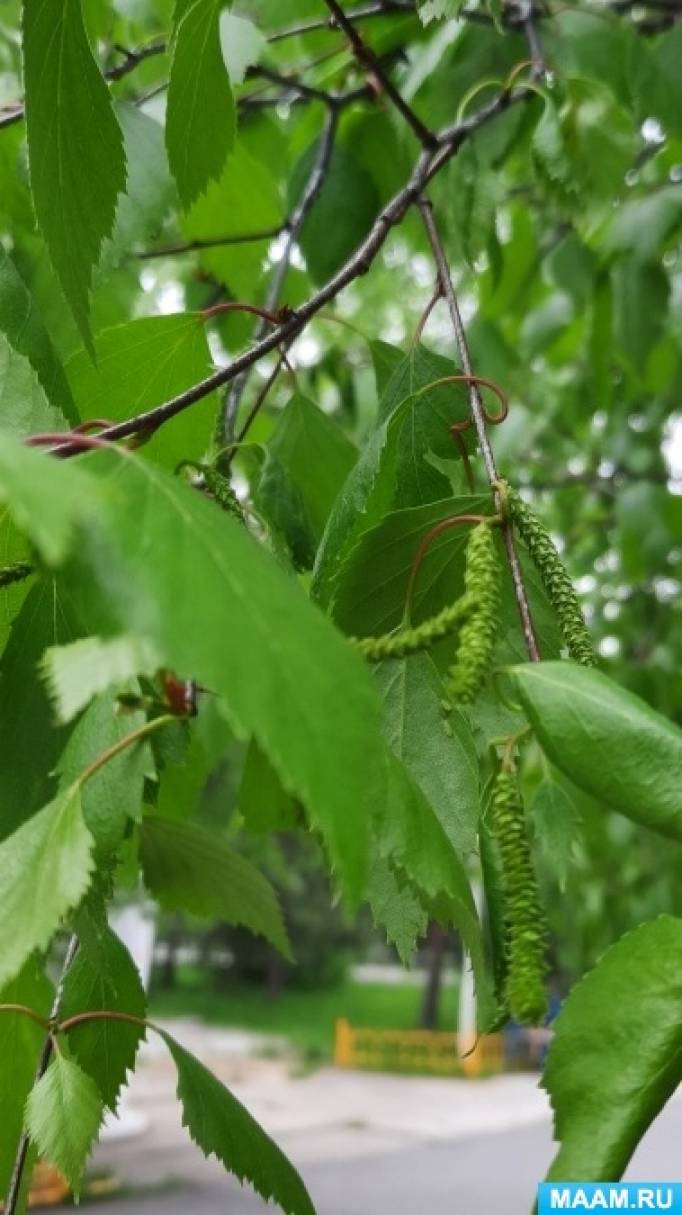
<box><xmin>0</xmin><ymin>581</ymin><xmax>81</xmax><ymax>838</ymax></box>
<box><xmin>544</xmin><ymin>10</ymin><xmax>636</xmax><ymax>108</ymax></box>
<box><xmin>613</xmin><ymin>260</ymin><xmax>669</xmax><ymax>372</ymax></box>
<box><xmin>166</xmin><ymin>0</ymin><xmax>236</xmax><ymax>210</ymax></box>
<box><xmin>602</xmin><ymin>187</ymin><xmax>682</xmax><ymax>265</ymax></box>
<box><xmin>0</xmin><ymin>510</ymin><xmax>33</xmax><ymax>655</ymax></box>
<box><xmin>543</xmin><ymin>916</ymin><xmax>682</xmax><ymax>1181</ymax></box>
<box><xmin>219</xmin><ymin>11</ymin><xmax>266</xmax><ymax>84</ymax></box>
<box><xmin>378</xmin><ymin>753</ymin><xmax>495</xmax><ymax>1027</ymax></box>
<box><xmin>22</xmin><ymin>0</ymin><xmax>126</xmax><ymax>352</ymax></box>
<box><xmin>376</xmin><ymin>654</ymin><xmax>479</xmax><ymax>855</ymax></box>
<box><xmin>56</xmin><ymin>693</ymin><xmax>150</xmax><ymax>855</ymax></box>
<box><xmin>102</xmin><ymin>104</ymin><xmax>174</xmax><ymax>270</ymax></box>
<box><xmin>366</xmin><ymin>855</ymin><xmax>428</xmax><ymax>965</ymax></box>
<box><xmin>0</xmin><ymin>785</ymin><xmax>94</xmax><ymax>988</ymax></box>
<box><xmin>160</xmin><ymin>1031</ymin><xmax>316</xmax><ymax>1215</ymax></box>
<box><xmin>156</xmin><ymin>726</ymin><xmax>219</xmax><ymax>822</ymax></box>
<box><xmin>418</xmin><ymin>0</ymin><xmax>464</xmax><ymax>22</ymax></box>
<box><xmin>0</xmin><ymin>959</ymin><xmax>53</xmax><ymax>1199</ymax></box>
<box><xmin>369</xmin><ymin>339</ymin><xmax>406</xmax><ymax>400</ymax></box>
<box><xmin>331</xmin><ymin>494</ymin><xmax>489</xmax><ymax>637</ymax></box>
<box><xmin>41</xmin><ymin>634</ymin><xmax>160</xmax><ymax>724</ymax></box>
<box><xmin>0</xmin><ymin>333</ymin><xmax>67</xmax><ymax>437</ymax></box>
<box><xmin>442</xmin><ymin>141</ymin><xmax>504</xmax><ymax>266</ymax></box>
<box><xmin>0</xmin><ymin>429</ymin><xmax>98</xmax><ymax>566</ymax></box>
<box><xmin>25</xmin><ymin>1055</ymin><xmax>102</xmax><ymax>1194</ymax></box>
<box><xmin>260</xmin><ymin>395</ymin><xmax>356</xmax><ymax>544</ymax></box>
<box><xmin>312</xmin><ymin>346</ymin><xmax>470</xmax><ymax>606</ymax></box>
<box><xmin>239</xmin><ymin>739</ymin><xmax>300</xmax><ymax>834</ymax></box>
<box><xmin>289</xmin><ymin>141</ymin><xmax>379</xmax><ymax>285</ymax></box>
<box><xmin>140</xmin><ymin>815</ymin><xmax>292</xmax><ymax>958</ymax></box>
<box><xmin>62</xmin><ymin>450</ymin><xmax>386</xmax><ymax>900</ymax></box>
<box><xmin>59</xmin><ymin>916</ymin><xmax>146</xmax><ymax>1111</ymax></box>
<box><xmin>65</xmin><ymin>315</ymin><xmax>216</xmax><ymax>470</ymax></box>
<box><xmin>634</xmin><ymin>25</ymin><xmax>682</xmax><ymax>140</ymax></box>
<box><xmin>182</xmin><ymin>139</ymin><xmax>283</xmax><ymax>299</ymax></box>
<box><xmin>254</xmin><ymin>453</ymin><xmax>317</xmax><ymax>571</ymax></box>
<box><xmin>508</xmin><ymin>662</ymin><xmax>682</xmax><ymax>842</ymax></box>
<box><xmin>0</xmin><ymin>248</ymin><xmax>76</xmax><ymax>420</ymax></box>
<box><xmin>530</xmin><ymin>779</ymin><xmax>581</xmax><ymax>892</ymax></box>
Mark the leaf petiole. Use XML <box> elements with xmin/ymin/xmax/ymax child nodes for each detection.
<box><xmin>76</xmin><ymin>713</ymin><xmax>176</xmax><ymax>788</ymax></box>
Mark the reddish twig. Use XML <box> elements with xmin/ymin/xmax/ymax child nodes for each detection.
<box><xmin>201</xmin><ymin>301</ymin><xmax>295</xmax><ymax>326</ymax></box>
<box><xmin>70</xmin><ymin>418</ymin><xmax>116</xmax><ymax>434</ymax></box>
<box><xmin>58</xmin><ymin>1009</ymin><xmax>149</xmax><ymax>1035</ymax></box>
<box><xmin>0</xmin><ymin>1004</ymin><xmax>51</xmax><ymax>1031</ymax></box>
<box><xmin>405</xmin><ymin>513</ymin><xmax>496</xmax><ymax>613</ymax></box>
<box><xmin>25</xmin><ymin>431</ymin><xmax>116</xmax><ymax>452</ymax></box>
<box><xmin>412</xmin><ymin>285</ymin><xmax>443</xmax><ymax>347</ymax></box>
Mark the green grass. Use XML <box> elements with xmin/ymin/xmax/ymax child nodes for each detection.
<box><xmin>149</xmin><ymin>972</ymin><xmax>460</xmax><ymax>1060</ymax></box>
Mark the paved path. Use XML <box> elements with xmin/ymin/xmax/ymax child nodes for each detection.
<box><xmin>61</xmin><ymin>1018</ymin><xmax>680</xmax><ymax>1214</ymax></box>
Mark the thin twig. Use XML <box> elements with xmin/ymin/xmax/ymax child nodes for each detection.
<box><xmin>220</xmin><ymin>104</ymin><xmax>340</xmax><ymax>447</ymax></box>
<box><xmin>58</xmin><ymin>1009</ymin><xmax>149</xmax><ymax>1035</ymax></box>
<box><xmin>518</xmin><ymin>0</ymin><xmax>547</xmax><ymax>77</ymax></box>
<box><xmin>412</xmin><ymin>285</ymin><xmax>443</xmax><ymax>346</ymax></box>
<box><xmin>105</xmin><ymin>40</ymin><xmax>166</xmax><ymax>82</ymax></box>
<box><xmin>268</xmin><ymin>0</ymin><xmax>416</xmax><ymax>43</ymax></box>
<box><xmin>235</xmin><ymin>347</ymin><xmax>293</xmax><ymax>445</ymax></box>
<box><xmin>322</xmin><ymin>0</ymin><xmax>438</xmax><ymax>148</ymax></box>
<box><xmin>136</xmin><ymin>225</ymin><xmax>285</xmax><ymax>259</ymax></box>
<box><xmin>417</xmin><ymin>196</ymin><xmax>540</xmax><ymax>663</ymax></box>
<box><xmin>0</xmin><ymin>1004</ymin><xmax>51</xmax><ymax>1031</ymax></box>
<box><xmin>4</xmin><ymin>936</ymin><xmax>79</xmax><ymax>1215</ymax></box>
<box><xmin>246</xmin><ymin>64</ymin><xmax>336</xmax><ymax>104</ymax></box>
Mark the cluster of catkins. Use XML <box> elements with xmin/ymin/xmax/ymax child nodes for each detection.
<box><xmin>353</xmin><ymin>485</ymin><xmax>597</xmax><ymax>1028</ymax></box>
<box><xmin>356</xmin><ymin>486</ymin><xmax>596</xmax><ymax>682</ymax></box>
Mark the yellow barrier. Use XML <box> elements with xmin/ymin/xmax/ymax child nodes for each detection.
<box><xmin>334</xmin><ymin>1018</ymin><xmax>504</xmax><ymax>1078</ymax></box>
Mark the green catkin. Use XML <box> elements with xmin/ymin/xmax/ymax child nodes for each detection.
<box><xmin>0</xmin><ymin>561</ymin><xmax>33</xmax><ymax>589</ymax></box>
<box><xmin>445</xmin><ymin>522</ymin><xmax>500</xmax><ymax>705</ymax></box>
<box><xmin>353</xmin><ymin>593</ymin><xmax>475</xmax><ymax>662</ymax></box>
<box><xmin>491</xmin><ymin>766</ymin><xmax>548</xmax><ymax>1026</ymax></box>
<box><xmin>201</xmin><ymin>465</ymin><xmax>245</xmax><ymax>524</ymax></box>
<box><xmin>507</xmin><ymin>486</ymin><xmax>597</xmax><ymax>667</ymax></box>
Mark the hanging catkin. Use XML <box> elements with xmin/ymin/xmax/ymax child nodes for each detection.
<box><xmin>202</xmin><ymin>465</ymin><xmax>245</xmax><ymax>524</ymax></box>
<box><xmin>445</xmin><ymin>521</ymin><xmax>500</xmax><ymax>705</ymax></box>
<box><xmin>353</xmin><ymin>592</ymin><xmax>475</xmax><ymax>662</ymax></box>
<box><xmin>490</xmin><ymin>765</ymin><xmax>548</xmax><ymax>1026</ymax></box>
<box><xmin>507</xmin><ymin>486</ymin><xmax>597</xmax><ymax>667</ymax></box>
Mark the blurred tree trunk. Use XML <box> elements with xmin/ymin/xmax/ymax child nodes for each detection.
<box><xmin>265</xmin><ymin>950</ymin><xmax>285</xmax><ymax>1000</ymax></box>
<box><xmin>419</xmin><ymin>924</ymin><xmax>446</xmax><ymax>1029</ymax></box>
